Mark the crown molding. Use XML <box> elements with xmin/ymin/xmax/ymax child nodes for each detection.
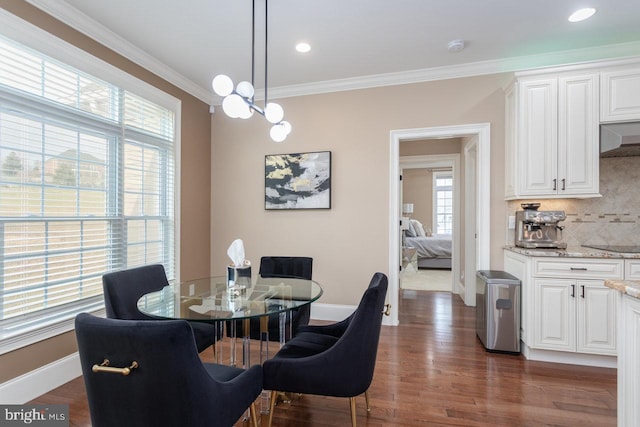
<box><xmin>266</xmin><ymin>41</ymin><xmax>640</xmax><ymax>101</ymax></box>
<box><xmin>26</xmin><ymin>0</ymin><xmax>640</xmax><ymax>107</ymax></box>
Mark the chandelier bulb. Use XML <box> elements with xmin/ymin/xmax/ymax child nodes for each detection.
<box><xmin>237</xmin><ymin>101</ymin><xmax>253</xmax><ymax>119</ymax></box>
<box><xmin>212</xmin><ymin>74</ymin><xmax>234</xmax><ymax>97</ymax></box>
<box><xmin>236</xmin><ymin>81</ymin><xmax>255</xmax><ymax>99</ymax></box>
<box><xmin>264</xmin><ymin>102</ymin><xmax>284</xmax><ymax>124</ymax></box>
<box><xmin>280</xmin><ymin>120</ymin><xmax>292</xmax><ymax>134</ymax></box>
<box><xmin>270</xmin><ymin>124</ymin><xmax>287</xmax><ymax>142</ymax></box>
<box><xmin>222</xmin><ymin>94</ymin><xmax>245</xmax><ymax>118</ymax></box>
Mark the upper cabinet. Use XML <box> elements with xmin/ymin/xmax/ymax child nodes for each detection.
<box><xmin>601</xmin><ymin>65</ymin><xmax>640</xmax><ymax>123</ymax></box>
<box><xmin>505</xmin><ymin>72</ymin><xmax>600</xmax><ymax>199</ymax></box>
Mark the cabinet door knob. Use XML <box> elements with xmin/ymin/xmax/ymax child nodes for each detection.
<box><xmin>581</xmin><ymin>285</ymin><xmax>585</xmax><ymax>298</ymax></box>
<box><xmin>553</xmin><ymin>178</ymin><xmax>557</xmax><ymax>191</ymax></box>
<box><xmin>570</xmin><ymin>267</ymin><xmax>588</xmax><ymax>271</ymax></box>
<box><xmin>561</xmin><ymin>178</ymin><xmax>566</xmax><ymax>191</ymax></box>
<box><xmin>571</xmin><ymin>284</ymin><xmax>575</xmax><ymax>298</ymax></box>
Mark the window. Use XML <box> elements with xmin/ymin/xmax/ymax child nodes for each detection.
<box><xmin>433</xmin><ymin>172</ymin><xmax>453</xmax><ymax>235</ymax></box>
<box><xmin>0</xmin><ymin>33</ymin><xmax>176</xmax><ymax>346</ymax></box>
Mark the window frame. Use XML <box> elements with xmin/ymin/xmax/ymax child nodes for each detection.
<box><xmin>0</xmin><ymin>10</ymin><xmax>181</xmax><ymax>354</ymax></box>
<box><xmin>432</xmin><ymin>171</ymin><xmax>453</xmax><ymax>235</ymax></box>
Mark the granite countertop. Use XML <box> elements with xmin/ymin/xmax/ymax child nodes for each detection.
<box><xmin>504</xmin><ymin>245</ymin><xmax>640</xmax><ymax>259</ymax></box>
<box><xmin>504</xmin><ymin>246</ymin><xmax>640</xmax><ymax>299</ymax></box>
<box><xmin>605</xmin><ymin>279</ymin><xmax>640</xmax><ymax>299</ymax></box>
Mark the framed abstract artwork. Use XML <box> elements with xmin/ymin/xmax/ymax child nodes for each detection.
<box><xmin>265</xmin><ymin>151</ymin><xmax>331</xmax><ymax>210</ymax></box>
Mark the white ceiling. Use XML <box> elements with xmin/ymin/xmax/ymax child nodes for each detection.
<box><xmin>27</xmin><ymin>0</ymin><xmax>640</xmax><ymax>104</ymax></box>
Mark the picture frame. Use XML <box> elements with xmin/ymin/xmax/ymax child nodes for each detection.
<box><xmin>265</xmin><ymin>151</ymin><xmax>331</xmax><ymax>210</ymax></box>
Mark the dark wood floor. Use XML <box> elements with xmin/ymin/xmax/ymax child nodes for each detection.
<box><xmin>30</xmin><ymin>290</ymin><xmax>617</xmax><ymax>426</ymax></box>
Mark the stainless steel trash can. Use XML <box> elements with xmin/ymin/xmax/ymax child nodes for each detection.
<box><xmin>476</xmin><ymin>270</ymin><xmax>521</xmax><ymax>353</ymax></box>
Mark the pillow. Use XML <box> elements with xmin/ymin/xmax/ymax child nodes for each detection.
<box><xmin>411</xmin><ymin>219</ymin><xmax>426</xmax><ymax>237</ymax></box>
<box><xmin>404</xmin><ymin>219</ymin><xmax>416</xmax><ymax>237</ymax></box>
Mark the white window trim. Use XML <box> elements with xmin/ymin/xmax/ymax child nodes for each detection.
<box><xmin>0</xmin><ymin>10</ymin><xmax>182</xmax><ymax>354</ymax></box>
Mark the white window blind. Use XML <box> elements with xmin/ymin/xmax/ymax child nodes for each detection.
<box><xmin>0</xmin><ymin>34</ymin><xmax>176</xmax><ymax>342</ymax></box>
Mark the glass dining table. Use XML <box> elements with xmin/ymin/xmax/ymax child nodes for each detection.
<box><xmin>137</xmin><ymin>275</ymin><xmax>323</xmax><ymax>367</ymax></box>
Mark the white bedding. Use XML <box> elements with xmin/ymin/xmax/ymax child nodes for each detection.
<box><xmin>405</xmin><ymin>234</ymin><xmax>452</xmax><ymax>259</ymax></box>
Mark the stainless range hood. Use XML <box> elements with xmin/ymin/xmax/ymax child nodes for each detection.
<box><xmin>601</xmin><ymin>122</ymin><xmax>640</xmax><ymax>157</ymax></box>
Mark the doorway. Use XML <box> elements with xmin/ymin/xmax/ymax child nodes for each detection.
<box><xmin>386</xmin><ymin>123</ymin><xmax>491</xmax><ymax>327</ymax></box>
<box><xmin>400</xmin><ymin>153</ymin><xmax>459</xmax><ymax>293</ymax></box>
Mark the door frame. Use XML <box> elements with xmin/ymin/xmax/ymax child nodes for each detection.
<box><xmin>464</xmin><ymin>136</ymin><xmax>479</xmax><ymax>301</ymax></box>
<box><xmin>386</xmin><ymin>123</ymin><xmax>490</xmax><ymax>326</ymax></box>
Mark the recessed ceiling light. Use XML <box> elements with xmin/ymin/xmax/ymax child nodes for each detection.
<box><xmin>568</xmin><ymin>7</ymin><xmax>596</xmax><ymax>22</ymax></box>
<box><xmin>295</xmin><ymin>42</ymin><xmax>311</xmax><ymax>53</ymax></box>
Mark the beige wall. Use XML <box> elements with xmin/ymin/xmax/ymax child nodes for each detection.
<box><xmin>0</xmin><ymin>2</ymin><xmax>212</xmax><ymax>383</ymax></box>
<box><xmin>211</xmin><ymin>73</ymin><xmax>511</xmax><ymax>307</ymax></box>
<box><xmin>400</xmin><ymin>138</ymin><xmax>463</xmax><ymax>157</ymax></box>
<box><xmin>403</xmin><ymin>168</ymin><xmax>433</xmax><ymax>229</ymax></box>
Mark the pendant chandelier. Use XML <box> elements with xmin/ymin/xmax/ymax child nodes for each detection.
<box><xmin>212</xmin><ymin>0</ymin><xmax>291</xmax><ymax>142</ymax></box>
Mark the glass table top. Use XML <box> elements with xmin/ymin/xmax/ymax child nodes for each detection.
<box><xmin>137</xmin><ymin>275</ymin><xmax>323</xmax><ymax>322</ymax></box>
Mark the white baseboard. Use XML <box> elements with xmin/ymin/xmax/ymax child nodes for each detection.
<box><xmin>0</xmin><ymin>352</ymin><xmax>82</xmax><ymax>404</ymax></box>
<box><xmin>522</xmin><ymin>342</ymin><xmax>617</xmax><ymax>369</ymax></box>
<box><xmin>310</xmin><ymin>302</ymin><xmax>356</xmax><ymax>323</ymax></box>
<box><xmin>312</xmin><ymin>302</ymin><xmax>399</xmax><ymax>326</ymax></box>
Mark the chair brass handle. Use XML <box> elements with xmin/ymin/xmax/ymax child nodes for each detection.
<box><xmin>383</xmin><ymin>304</ymin><xmax>391</xmax><ymax>316</ymax></box>
<box><xmin>92</xmin><ymin>359</ymin><xmax>139</xmax><ymax>376</ymax></box>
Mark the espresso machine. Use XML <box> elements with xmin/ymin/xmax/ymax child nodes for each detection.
<box><xmin>515</xmin><ymin>203</ymin><xmax>567</xmax><ymax>249</ymax></box>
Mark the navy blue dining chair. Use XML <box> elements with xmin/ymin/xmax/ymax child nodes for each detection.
<box><xmin>102</xmin><ymin>264</ymin><xmax>220</xmax><ymax>354</ymax></box>
<box><xmin>229</xmin><ymin>256</ymin><xmax>313</xmax><ymax>342</ymax></box>
<box><xmin>262</xmin><ymin>272</ymin><xmax>388</xmax><ymax>427</ymax></box>
<box><xmin>75</xmin><ymin>313</ymin><xmax>262</xmax><ymax>427</ymax></box>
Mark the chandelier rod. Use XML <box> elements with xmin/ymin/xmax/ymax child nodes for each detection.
<box><xmin>264</xmin><ymin>0</ymin><xmax>268</xmax><ymax>105</ymax></box>
<box><xmin>251</xmin><ymin>0</ymin><xmax>255</xmax><ymax>94</ymax></box>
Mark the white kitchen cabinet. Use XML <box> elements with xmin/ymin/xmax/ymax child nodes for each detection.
<box><xmin>601</xmin><ymin>66</ymin><xmax>640</xmax><ymax>123</ymax></box>
<box><xmin>504</xmin><ymin>250</ymin><xmax>622</xmax><ymax>365</ymax></box>
<box><xmin>504</xmin><ymin>72</ymin><xmax>600</xmax><ymax>199</ymax></box>
<box><xmin>577</xmin><ymin>280</ymin><xmax>617</xmax><ymax>354</ymax></box>
<box><xmin>514</xmin><ymin>77</ymin><xmax>558</xmax><ymax>197</ymax></box>
<box><xmin>533</xmin><ymin>278</ymin><xmax>616</xmax><ymax>355</ymax></box>
<box><xmin>534</xmin><ymin>278</ymin><xmax>575</xmax><ymax>351</ymax></box>
<box><xmin>617</xmin><ymin>293</ymin><xmax>640</xmax><ymax>427</ymax></box>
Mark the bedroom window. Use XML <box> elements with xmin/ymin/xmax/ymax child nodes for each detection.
<box><xmin>433</xmin><ymin>172</ymin><xmax>453</xmax><ymax>235</ymax></box>
<box><xmin>0</xmin><ymin>33</ymin><xmax>177</xmax><ymax>348</ymax></box>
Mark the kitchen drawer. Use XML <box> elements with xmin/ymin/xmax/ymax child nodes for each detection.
<box><xmin>625</xmin><ymin>260</ymin><xmax>640</xmax><ymax>280</ymax></box>
<box><xmin>533</xmin><ymin>258</ymin><xmax>623</xmax><ymax>279</ymax></box>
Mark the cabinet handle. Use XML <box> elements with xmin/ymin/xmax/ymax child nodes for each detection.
<box><xmin>553</xmin><ymin>178</ymin><xmax>557</xmax><ymax>191</ymax></box>
<box><xmin>571</xmin><ymin>284</ymin><xmax>575</xmax><ymax>298</ymax></box>
<box><xmin>570</xmin><ymin>267</ymin><xmax>587</xmax><ymax>271</ymax></box>
<box><xmin>581</xmin><ymin>285</ymin><xmax>585</xmax><ymax>298</ymax></box>
<box><xmin>561</xmin><ymin>178</ymin><xmax>566</xmax><ymax>191</ymax></box>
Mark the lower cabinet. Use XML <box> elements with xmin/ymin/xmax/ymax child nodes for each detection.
<box><xmin>618</xmin><ymin>293</ymin><xmax>640</xmax><ymax>427</ymax></box>
<box><xmin>534</xmin><ymin>278</ymin><xmax>617</xmax><ymax>355</ymax></box>
<box><xmin>504</xmin><ymin>250</ymin><xmax>623</xmax><ymax>363</ymax></box>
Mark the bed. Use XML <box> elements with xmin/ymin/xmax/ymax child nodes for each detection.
<box><xmin>404</xmin><ymin>219</ymin><xmax>452</xmax><ymax>269</ymax></box>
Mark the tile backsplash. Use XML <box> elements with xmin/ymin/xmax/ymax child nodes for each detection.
<box><xmin>507</xmin><ymin>156</ymin><xmax>640</xmax><ymax>247</ymax></box>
